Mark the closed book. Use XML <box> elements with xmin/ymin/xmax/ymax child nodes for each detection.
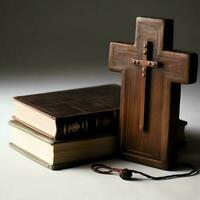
<box><xmin>9</xmin><ymin>120</ymin><xmax>117</xmax><ymax>170</ymax></box>
<box><xmin>13</xmin><ymin>84</ymin><xmax>120</xmax><ymax>139</ymax></box>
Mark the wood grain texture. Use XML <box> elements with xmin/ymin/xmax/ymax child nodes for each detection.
<box><xmin>109</xmin><ymin>17</ymin><xmax>198</xmax><ymax>169</ymax></box>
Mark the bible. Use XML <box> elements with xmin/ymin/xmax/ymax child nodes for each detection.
<box><xmin>13</xmin><ymin>84</ymin><xmax>120</xmax><ymax>139</ymax></box>
<box><xmin>9</xmin><ymin>120</ymin><xmax>117</xmax><ymax>170</ymax></box>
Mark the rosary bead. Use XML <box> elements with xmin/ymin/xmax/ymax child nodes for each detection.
<box><xmin>119</xmin><ymin>168</ymin><xmax>133</xmax><ymax>180</ymax></box>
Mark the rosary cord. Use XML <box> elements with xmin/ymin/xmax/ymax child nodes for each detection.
<box><xmin>129</xmin><ymin>166</ymin><xmax>199</xmax><ymax>180</ymax></box>
<box><xmin>91</xmin><ymin>163</ymin><xmax>199</xmax><ymax>181</ymax></box>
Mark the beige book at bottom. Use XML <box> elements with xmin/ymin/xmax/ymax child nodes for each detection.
<box><xmin>9</xmin><ymin>120</ymin><xmax>117</xmax><ymax>170</ymax></box>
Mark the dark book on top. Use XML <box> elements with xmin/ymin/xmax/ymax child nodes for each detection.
<box><xmin>13</xmin><ymin>84</ymin><xmax>120</xmax><ymax>139</ymax></box>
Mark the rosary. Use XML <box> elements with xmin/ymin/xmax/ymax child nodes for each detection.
<box><xmin>91</xmin><ymin>163</ymin><xmax>199</xmax><ymax>181</ymax></box>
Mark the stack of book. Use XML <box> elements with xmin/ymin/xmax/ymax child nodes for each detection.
<box><xmin>9</xmin><ymin>84</ymin><xmax>120</xmax><ymax>169</ymax></box>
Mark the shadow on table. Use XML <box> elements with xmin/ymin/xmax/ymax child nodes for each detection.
<box><xmin>178</xmin><ymin>128</ymin><xmax>200</xmax><ymax>168</ymax></box>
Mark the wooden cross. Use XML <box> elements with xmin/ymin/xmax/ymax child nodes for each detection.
<box><xmin>109</xmin><ymin>17</ymin><xmax>198</xmax><ymax>169</ymax></box>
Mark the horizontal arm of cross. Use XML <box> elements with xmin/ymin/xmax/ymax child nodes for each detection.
<box><xmin>157</xmin><ymin>50</ymin><xmax>198</xmax><ymax>84</ymax></box>
<box><xmin>109</xmin><ymin>42</ymin><xmax>136</xmax><ymax>72</ymax></box>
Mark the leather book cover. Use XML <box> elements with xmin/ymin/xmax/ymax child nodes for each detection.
<box><xmin>14</xmin><ymin>84</ymin><xmax>120</xmax><ymax>139</ymax></box>
<box><xmin>14</xmin><ymin>84</ymin><xmax>120</xmax><ymax>118</ymax></box>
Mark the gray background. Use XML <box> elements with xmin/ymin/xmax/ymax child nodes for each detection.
<box><xmin>0</xmin><ymin>0</ymin><xmax>199</xmax><ymax>83</ymax></box>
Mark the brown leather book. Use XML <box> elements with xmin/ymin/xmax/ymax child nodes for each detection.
<box><xmin>13</xmin><ymin>84</ymin><xmax>120</xmax><ymax>139</ymax></box>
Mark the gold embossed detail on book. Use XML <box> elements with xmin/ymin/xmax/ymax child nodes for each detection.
<box><xmin>60</xmin><ymin>110</ymin><xmax>119</xmax><ymax>139</ymax></box>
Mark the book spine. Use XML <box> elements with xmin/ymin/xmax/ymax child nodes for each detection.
<box><xmin>56</xmin><ymin>110</ymin><xmax>119</xmax><ymax>139</ymax></box>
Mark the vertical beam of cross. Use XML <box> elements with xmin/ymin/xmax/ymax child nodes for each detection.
<box><xmin>132</xmin><ymin>41</ymin><xmax>158</xmax><ymax>131</ymax></box>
